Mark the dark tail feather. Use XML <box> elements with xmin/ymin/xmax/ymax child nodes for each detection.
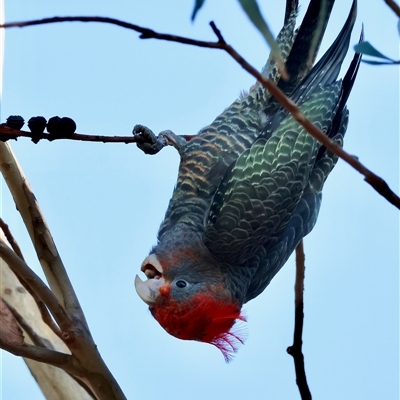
<box><xmin>337</xmin><ymin>27</ymin><xmax>364</xmax><ymax>112</ymax></box>
<box><xmin>262</xmin><ymin>0</ymin><xmax>358</xmax><ymax>137</ymax></box>
<box><xmin>329</xmin><ymin>27</ymin><xmax>363</xmax><ymax>137</ymax></box>
<box><xmin>293</xmin><ymin>0</ymin><xmax>358</xmax><ymax>104</ymax></box>
<box><xmin>279</xmin><ymin>0</ymin><xmax>336</xmax><ymax>95</ymax></box>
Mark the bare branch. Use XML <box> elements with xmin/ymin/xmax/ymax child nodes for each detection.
<box><xmin>0</xmin><ymin>294</ymin><xmax>80</xmax><ymax>377</ymax></box>
<box><xmin>0</xmin><ymin>125</ymin><xmax>141</xmax><ymax>144</ymax></box>
<box><xmin>0</xmin><ymin>238</ymin><xmax>72</xmax><ymax>331</ymax></box>
<box><xmin>0</xmin><ymin>228</ymin><xmax>126</xmax><ymax>400</ymax></box>
<box><xmin>384</xmin><ymin>0</ymin><xmax>400</xmax><ymax>17</ymax></box>
<box><xmin>0</xmin><ymin>217</ymin><xmax>25</xmax><ymax>259</ymax></box>
<box><xmin>5</xmin><ymin>299</ymin><xmax>55</xmax><ymax>348</ymax></box>
<box><xmin>1</xmin><ymin>143</ymin><xmax>127</xmax><ymax>400</ymax></box>
<box><xmin>0</xmin><ymin>243</ymin><xmax>96</xmax><ymax>400</ymax></box>
<box><xmin>294</xmin><ymin>240</ymin><xmax>305</xmax><ymax>310</ymax></box>
<box><xmin>0</xmin><ymin>16</ymin><xmax>224</xmax><ymax>48</ymax></box>
<box><xmin>1</xmin><ymin>16</ymin><xmax>398</xmax><ymax>208</ymax></box>
<box><xmin>209</xmin><ymin>21</ymin><xmax>226</xmax><ymax>44</ymax></box>
<box><xmin>0</xmin><ymin>217</ymin><xmax>63</xmax><ymax>338</ymax></box>
<box><xmin>4</xmin><ymin>300</ymin><xmax>95</xmax><ymax>398</ymax></box>
<box><xmin>287</xmin><ymin>240</ymin><xmax>312</xmax><ymax>400</ymax></box>
<box><xmin>0</xmin><ymin>142</ymin><xmax>89</xmax><ymax>328</ymax></box>
<box><xmin>0</xmin><ymin>338</ymin><xmax>83</xmax><ymax>376</ymax></box>
<box><xmin>0</xmin><ymin>297</ymin><xmax>24</xmax><ymax>347</ymax></box>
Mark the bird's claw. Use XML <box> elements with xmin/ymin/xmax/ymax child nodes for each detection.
<box><xmin>133</xmin><ymin>124</ymin><xmax>168</xmax><ymax>155</ymax></box>
<box><xmin>133</xmin><ymin>124</ymin><xmax>191</xmax><ymax>155</ymax></box>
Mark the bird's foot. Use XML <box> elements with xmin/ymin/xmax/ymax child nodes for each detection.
<box><xmin>133</xmin><ymin>124</ymin><xmax>193</xmax><ymax>155</ymax></box>
<box><xmin>132</xmin><ymin>124</ymin><xmax>168</xmax><ymax>155</ymax></box>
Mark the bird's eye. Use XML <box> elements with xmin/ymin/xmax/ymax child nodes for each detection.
<box><xmin>175</xmin><ymin>280</ymin><xmax>187</xmax><ymax>288</ymax></box>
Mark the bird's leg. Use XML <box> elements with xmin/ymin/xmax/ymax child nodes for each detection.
<box><xmin>132</xmin><ymin>124</ymin><xmax>167</xmax><ymax>155</ymax></box>
<box><xmin>133</xmin><ymin>124</ymin><xmax>193</xmax><ymax>155</ymax></box>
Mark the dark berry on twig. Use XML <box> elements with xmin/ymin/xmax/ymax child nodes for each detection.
<box><xmin>47</xmin><ymin>116</ymin><xmax>62</xmax><ymax>134</ymax></box>
<box><xmin>6</xmin><ymin>115</ymin><xmax>24</xmax><ymax>130</ymax></box>
<box><xmin>59</xmin><ymin>117</ymin><xmax>76</xmax><ymax>136</ymax></box>
<box><xmin>47</xmin><ymin>116</ymin><xmax>76</xmax><ymax>137</ymax></box>
<box><xmin>27</xmin><ymin>116</ymin><xmax>47</xmax><ymax>134</ymax></box>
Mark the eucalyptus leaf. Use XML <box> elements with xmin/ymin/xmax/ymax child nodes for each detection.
<box><xmin>354</xmin><ymin>41</ymin><xmax>400</xmax><ymax>65</ymax></box>
<box><xmin>191</xmin><ymin>0</ymin><xmax>206</xmax><ymax>21</ymax></box>
<box><xmin>354</xmin><ymin>41</ymin><xmax>394</xmax><ymax>61</ymax></box>
<box><xmin>237</xmin><ymin>0</ymin><xmax>283</xmax><ymax>66</ymax></box>
<box><xmin>361</xmin><ymin>59</ymin><xmax>400</xmax><ymax>65</ymax></box>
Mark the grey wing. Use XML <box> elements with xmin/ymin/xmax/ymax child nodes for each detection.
<box><xmin>243</xmin><ymin>109</ymin><xmax>349</xmax><ymax>302</ymax></box>
<box><xmin>203</xmin><ymin>82</ymin><xmax>342</xmax><ymax>265</ymax></box>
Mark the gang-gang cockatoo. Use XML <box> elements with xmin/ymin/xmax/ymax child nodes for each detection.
<box><xmin>134</xmin><ymin>0</ymin><xmax>361</xmax><ymax>361</ymax></box>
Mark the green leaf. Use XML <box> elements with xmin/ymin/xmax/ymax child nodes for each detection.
<box><xmin>354</xmin><ymin>41</ymin><xmax>400</xmax><ymax>65</ymax></box>
<box><xmin>361</xmin><ymin>59</ymin><xmax>400</xmax><ymax>65</ymax></box>
<box><xmin>191</xmin><ymin>0</ymin><xmax>206</xmax><ymax>21</ymax></box>
<box><xmin>354</xmin><ymin>41</ymin><xmax>394</xmax><ymax>61</ymax></box>
<box><xmin>237</xmin><ymin>0</ymin><xmax>284</xmax><ymax>69</ymax></box>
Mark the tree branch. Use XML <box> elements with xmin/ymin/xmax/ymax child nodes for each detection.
<box><xmin>0</xmin><ymin>125</ymin><xmax>141</xmax><ymax>144</ymax></box>
<box><xmin>4</xmin><ymin>299</ymin><xmax>96</xmax><ymax>398</ymax></box>
<box><xmin>287</xmin><ymin>240</ymin><xmax>312</xmax><ymax>400</ymax></box>
<box><xmin>0</xmin><ymin>338</ymin><xmax>84</xmax><ymax>376</ymax></box>
<box><xmin>384</xmin><ymin>0</ymin><xmax>400</xmax><ymax>17</ymax></box>
<box><xmin>0</xmin><ymin>143</ymin><xmax>127</xmax><ymax>400</ymax></box>
<box><xmin>0</xmin><ymin>238</ymin><xmax>72</xmax><ymax>331</ymax></box>
<box><xmin>0</xmin><ymin>217</ymin><xmax>25</xmax><ymax>259</ymax></box>
<box><xmin>0</xmin><ymin>16</ymin><xmax>224</xmax><ymax>48</ymax></box>
<box><xmin>0</xmin><ymin>217</ymin><xmax>63</xmax><ymax>339</ymax></box>
<box><xmin>1</xmin><ymin>16</ymin><xmax>398</xmax><ymax>209</ymax></box>
<box><xmin>0</xmin><ymin>142</ymin><xmax>90</xmax><ymax>328</ymax></box>
<box><xmin>5</xmin><ymin>299</ymin><xmax>58</xmax><ymax>348</ymax></box>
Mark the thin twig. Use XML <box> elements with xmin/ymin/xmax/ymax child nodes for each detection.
<box><xmin>4</xmin><ymin>299</ymin><xmax>53</xmax><ymax>348</ymax></box>
<box><xmin>1</xmin><ymin>16</ymin><xmax>398</xmax><ymax>209</ymax></box>
<box><xmin>294</xmin><ymin>240</ymin><xmax>305</xmax><ymax>310</ymax></box>
<box><xmin>0</xmin><ymin>125</ymin><xmax>141</xmax><ymax>144</ymax></box>
<box><xmin>0</xmin><ymin>16</ymin><xmax>224</xmax><ymax>48</ymax></box>
<box><xmin>287</xmin><ymin>240</ymin><xmax>312</xmax><ymax>400</ymax></box>
<box><xmin>0</xmin><ymin>217</ymin><xmax>25</xmax><ymax>259</ymax></box>
<box><xmin>384</xmin><ymin>0</ymin><xmax>400</xmax><ymax>17</ymax></box>
<box><xmin>0</xmin><ymin>338</ymin><xmax>83</xmax><ymax>375</ymax></box>
<box><xmin>209</xmin><ymin>21</ymin><xmax>226</xmax><ymax>43</ymax></box>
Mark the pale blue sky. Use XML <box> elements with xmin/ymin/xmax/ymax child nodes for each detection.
<box><xmin>1</xmin><ymin>1</ymin><xmax>399</xmax><ymax>399</ymax></box>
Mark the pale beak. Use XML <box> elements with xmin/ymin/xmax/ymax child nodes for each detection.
<box><xmin>140</xmin><ymin>254</ymin><xmax>163</xmax><ymax>277</ymax></box>
<box><xmin>134</xmin><ymin>275</ymin><xmax>165</xmax><ymax>306</ymax></box>
<box><xmin>135</xmin><ymin>253</ymin><xmax>165</xmax><ymax>306</ymax></box>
